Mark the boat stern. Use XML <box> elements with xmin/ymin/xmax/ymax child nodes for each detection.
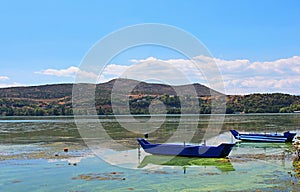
<box><xmin>137</xmin><ymin>138</ymin><xmax>150</xmax><ymax>148</ymax></box>
<box><xmin>230</xmin><ymin>130</ymin><xmax>240</xmax><ymax>140</ymax></box>
<box><xmin>284</xmin><ymin>131</ymin><xmax>297</xmax><ymax>142</ymax></box>
<box><xmin>218</xmin><ymin>143</ymin><xmax>235</xmax><ymax>157</ymax></box>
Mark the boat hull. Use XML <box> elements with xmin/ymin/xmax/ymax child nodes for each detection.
<box><xmin>230</xmin><ymin>130</ymin><xmax>296</xmax><ymax>143</ymax></box>
<box><xmin>137</xmin><ymin>139</ymin><xmax>235</xmax><ymax>158</ymax></box>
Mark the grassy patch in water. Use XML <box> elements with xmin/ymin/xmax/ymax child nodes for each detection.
<box><xmin>71</xmin><ymin>172</ymin><xmax>125</xmax><ymax>181</ymax></box>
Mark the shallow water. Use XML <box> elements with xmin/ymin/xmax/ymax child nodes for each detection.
<box><xmin>1</xmin><ymin>114</ymin><xmax>300</xmax><ymax>191</ymax></box>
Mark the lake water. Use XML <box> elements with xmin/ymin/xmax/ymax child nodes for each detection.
<box><xmin>1</xmin><ymin>114</ymin><xmax>300</xmax><ymax>191</ymax></box>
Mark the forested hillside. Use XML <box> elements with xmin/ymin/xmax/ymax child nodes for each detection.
<box><xmin>226</xmin><ymin>93</ymin><xmax>300</xmax><ymax>114</ymax></box>
<box><xmin>0</xmin><ymin>79</ymin><xmax>299</xmax><ymax>116</ymax></box>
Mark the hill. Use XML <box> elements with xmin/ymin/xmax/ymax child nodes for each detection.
<box><xmin>0</xmin><ymin>78</ymin><xmax>220</xmax><ymax>99</ymax></box>
<box><xmin>0</xmin><ymin>84</ymin><xmax>74</xmax><ymax>99</ymax></box>
<box><xmin>0</xmin><ymin>78</ymin><xmax>300</xmax><ymax>116</ymax></box>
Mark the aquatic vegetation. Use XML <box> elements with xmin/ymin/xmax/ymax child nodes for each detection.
<box><xmin>291</xmin><ymin>140</ymin><xmax>300</xmax><ymax>178</ymax></box>
<box><xmin>71</xmin><ymin>172</ymin><xmax>125</xmax><ymax>181</ymax></box>
<box><xmin>138</xmin><ymin>155</ymin><xmax>235</xmax><ymax>172</ymax></box>
<box><xmin>11</xmin><ymin>180</ymin><xmax>22</xmax><ymax>183</ymax></box>
<box><xmin>231</xmin><ymin>153</ymin><xmax>288</xmax><ymax>162</ymax></box>
<box><xmin>293</xmin><ymin>157</ymin><xmax>300</xmax><ymax>178</ymax></box>
<box><xmin>0</xmin><ymin>142</ymin><xmax>90</xmax><ymax>162</ymax></box>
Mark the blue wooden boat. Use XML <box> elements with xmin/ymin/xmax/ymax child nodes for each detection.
<box><xmin>230</xmin><ymin>129</ymin><xmax>296</xmax><ymax>143</ymax></box>
<box><xmin>137</xmin><ymin>138</ymin><xmax>235</xmax><ymax>158</ymax></box>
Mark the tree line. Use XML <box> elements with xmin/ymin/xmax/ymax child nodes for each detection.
<box><xmin>1</xmin><ymin>93</ymin><xmax>300</xmax><ymax>116</ymax></box>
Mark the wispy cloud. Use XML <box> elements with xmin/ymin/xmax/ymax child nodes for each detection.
<box><xmin>0</xmin><ymin>76</ymin><xmax>9</xmax><ymax>81</ymax></box>
<box><xmin>0</xmin><ymin>76</ymin><xmax>24</xmax><ymax>88</ymax></box>
<box><xmin>35</xmin><ymin>66</ymin><xmax>79</xmax><ymax>77</ymax></box>
<box><xmin>35</xmin><ymin>66</ymin><xmax>99</xmax><ymax>82</ymax></box>
<box><xmin>102</xmin><ymin>64</ymin><xmax>130</xmax><ymax>76</ymax></box>
<box><xmin>0</xmin><ymin>82</ymin><xmax>24</xmax><ymax>88</ymax></box>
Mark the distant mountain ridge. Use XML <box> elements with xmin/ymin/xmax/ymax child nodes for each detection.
<box><xmin>0</xmin><ymin>84</ymin><xmax>74</xmax><ymax>99</ymax></box>
<box><xmin>0</xmin><ymin>78</ymin><xmax>221</xmax><ymax>99</ymax></box>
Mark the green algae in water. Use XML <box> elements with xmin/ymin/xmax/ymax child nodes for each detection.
<box><xmin>72</xmin><ymin>172</ymin><xmax>125</xmax><ymax>181</ymax></box>
<box><xmin>138</xmin><ymin>155</ymin><xmax>235</xmax><ymax>172</ymax></box>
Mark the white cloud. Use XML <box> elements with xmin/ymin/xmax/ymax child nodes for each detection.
<box><xmin>248</xmin><ymin>56</ymin><xmax>300</xmax><ymax>74</ymax></box>
<box><xmin>130</xmin><ymin>56</ymin><xmax>158</xmax><ymax>63</ymax></box>
<box><xmin>35</xmin><ymin>66</ymin><xmax>79</xmax><ymax>77</ymax></box>
<box><xmin>100</xmin><ymin>56</ymin><xmax>223</xmax><ymax>92</ymax></box>
<box><xmin>0</xmin><ymin>82</ymin><xmax>24</xmax><ymax>88</ymax></box>
<box><xmin>102</xmin><ymin>64</ymin><xmax>130</xmax><ymax>76</ymax></box>
<box><xmin>0</xmin><ymin>76</ymin><xmax>23</xmax><ymax>88</ymax></box>
<box><xmin>216</xmin><ymin>58</ymin><xmax>250</xmax><ymax>72</ymax></box>
<box><xmin>0</xmin><ymin>76</ymin><xmax>9</xmax><ymax>81</ymax></box>
<box><xmin>35</xmin><ymin>66</ymin><xmax>99</xmax><ymax>83</ymax></box>
<box><xmin>104</xmin><ymin>55</ymin><xmax>300</xmax><ymax>95</ymax></box>
<box><xmin>218</xmin><ymin>56</ymin><xmax>300</xmax><ymax>94</ymax></box>
<box><xmin>128</xmin><ymin>56</ymin><xmax>207</xmax><ymax>82</ymax></box>
<box><xmin>76</xmin><ymin>69</ymin><xmax>98</xmax><ymax>81</ymax></box>
<box><xmin>32</xmin><ymin>55</ymin><xmax>300</xmax><ymax>95</ymax></box>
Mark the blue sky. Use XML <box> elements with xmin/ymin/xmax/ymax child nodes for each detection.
<box><xmin>0</xmin><ymin>0</ymin><xmax>300</xmax><ymax>94</ymax></box>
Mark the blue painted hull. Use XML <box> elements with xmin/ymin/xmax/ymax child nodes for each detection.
<box><xmin>137</xmin><ymin>139</ymin><xmax>235</xmax><ymax>158</ymax></box>
<box><xmin>230</xmin><ymin>130</ymin><xmax>296</xmax><ymax>143</ymax></box>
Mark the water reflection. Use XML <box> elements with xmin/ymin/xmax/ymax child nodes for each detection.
<box><xmin>235</xmin><ymin>142</ymin><xmax>292</xmax><ymax>150</ymax></box>
<box><xmin>1</xmin><ymin>114</ymin><xmax>299</xmax><ymax>145</ymax></box>
<box><xmin>138</xmin><ymin>155</ymin><xmax>235</xmax><ymax>172</ymax></box>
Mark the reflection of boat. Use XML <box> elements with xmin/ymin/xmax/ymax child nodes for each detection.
<box><xmin>235</xmin><ymin>141</ymin><xmax>291</xmax><ymax>149</ymax></box>
<box><xmin>137</xmin><ymin>138</ymin><xmax>235</xmax><ymax>158</ymax></box>
<box><xmin>138</xmin><ymin>155</ymin><xmax>235</xmax><ymax>172</ymax></box>
<box><xmin>230</xmin><ymin>129</ymin><xmax>296</xmax><ymax>143</ymax></box>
